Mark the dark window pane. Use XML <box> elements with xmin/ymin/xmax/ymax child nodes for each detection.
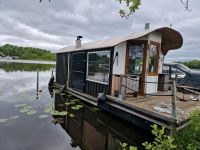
<box><xmin>87</xmin><ymin>51</ymin><xmax>110</xmax><ymax>83</ymax></box>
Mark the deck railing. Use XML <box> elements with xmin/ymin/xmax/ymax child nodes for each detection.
<box><xmin>112</xmin><ymin>74</ymin><xmax>178</xmax><ymax>119</ymax></box>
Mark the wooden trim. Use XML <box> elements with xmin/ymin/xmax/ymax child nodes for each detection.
<box><xmin>140</xmin><ymin>43</ymin><xmax>148</xmax><ymax>95</ymax></box>
<box><xmin>124</xmin><ymin>41</ymin><xmax>129</xmax><ymax>74</ymax></box>
<box><xmin>148</xmin><ymin>41</ymin><xmax>161</xmax><ymax>76</ymax></box>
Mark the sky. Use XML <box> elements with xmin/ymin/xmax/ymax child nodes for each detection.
<box><xmin>0</xmin><ymin>0</ymin><xmax>199</xmax><ymax>60</ymax></box>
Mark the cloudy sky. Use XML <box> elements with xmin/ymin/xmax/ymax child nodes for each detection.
<box><xmin>0</xmin><ymin>0</ymin><xmax>199</xmax><ymax>59</ymax></box>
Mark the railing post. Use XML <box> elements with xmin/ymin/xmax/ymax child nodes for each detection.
<box><xmin>171</xmin><ymin>78</ymin><xmax>177</xmax><ymax>119</ymax></box>
<box><xmin>118</xmin><ymin>74</ymin><xmax>123</xmax><ymax>100</ymax></box>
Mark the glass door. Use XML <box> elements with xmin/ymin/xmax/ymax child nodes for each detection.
<box><xmin>128</xmin><ymin>44</ymin><xmax>144</xmax><ymax>75</ymax></box>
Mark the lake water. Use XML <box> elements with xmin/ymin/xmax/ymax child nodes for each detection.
<box><xmin>0</xmin><ymin>62</ymin><xmax>152</xmax><ymax>150</ymax></box>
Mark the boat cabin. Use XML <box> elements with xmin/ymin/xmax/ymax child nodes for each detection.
<box><xmin>56</xmin><ymin>27</ymin><xmax>183</xmax><ymax>100</ymax></box>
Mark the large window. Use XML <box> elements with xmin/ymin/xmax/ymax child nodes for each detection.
<box><xmin>87</xmin><ymin>51</ymin><xmax>110</xmax><ymax>84</ymax></box>
<box><xmin>148</xmin><ymin>44</ymin><xmax>158</xmax><ymax>74</ymax></box>
<box><xmin>128</xmin><ymin>44</ymin><xmax>144</xmax><ymax>75</ymax></box>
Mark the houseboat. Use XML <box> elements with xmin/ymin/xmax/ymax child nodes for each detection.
<box><xmin>53</xmin><ymin>26</ymin><xmax>200</xmax><ymax>131</ymax></box>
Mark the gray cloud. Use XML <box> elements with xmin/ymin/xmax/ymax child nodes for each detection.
<box><xmin>0</xmin><ymin>0</ymin><xmax>200</xmax><ymax>59</ymax></box>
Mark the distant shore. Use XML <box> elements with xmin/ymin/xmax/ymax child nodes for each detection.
<box><xmin>0</xmin><ymin>59</ymin><xmax>56</xmax><ymax>65</ymax></box>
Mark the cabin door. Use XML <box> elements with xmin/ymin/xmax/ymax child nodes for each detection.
<box><xmin>145</xmin><ymin>42</ymin><xmax>160</xmax><ymax>94</ymax></box>
<box><xmin>71</xmin><ymin>52</ymin><xmax>86</xmax><ymax>92</ymax></box>
<box><xmin>126</xmin><ymin>41</ymin><xmax>146</xmax><ymax>95</ymax></box>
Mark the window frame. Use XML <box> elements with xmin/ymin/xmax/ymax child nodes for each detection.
<box><xmin>148</xmin><ymin>41</ymin><xmax>160</xmax><ymax>76</ymax></box>
<box><xmin>86</xmin><ymin>50</ymin><xmax>111</xmax><ymax>85</ymax></box>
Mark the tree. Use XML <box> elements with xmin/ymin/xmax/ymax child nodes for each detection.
<box><xmin>117</xmin><ymin>0</ymin><xmax>192</xmax><ymax>18</ymax></box>
<box><xmin>39</xmin><ymin>0</ymin><xmax>192</xmax><ymax>18</ymax></box>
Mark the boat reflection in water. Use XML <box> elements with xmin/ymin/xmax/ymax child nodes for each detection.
<box><xmin>53</xmin><ymin>93</ymin><xmax>152</xmax><ymax>150</ymax></box>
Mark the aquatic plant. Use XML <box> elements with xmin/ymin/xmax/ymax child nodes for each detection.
<box><xmin>0</xmin><ymin>119</ymin><xmax>8</xmax><ymax>123</ymax></box>
<box><xmin>9</xmin><ymin>116</ymin><xmax>19</xmax><ymax>120</ymax></box>
<box><xmin>14</xmin><ymin>103</ymin><xmax>27</xmax><ymax>108</ymax></box>
<box><xmin>57</xmin><ymin>111</ymin><xmax>68</xmax><ymax>116</ymax></box>
<box><xmin>71</xmin><ymin>105</ymin><xmax>83</xmax><ymax>110</ymax></box>
<box><xmin>64</xmin><ymin>102</ymin><xmax>75</xmax><ymax>106</ymax></box>
<box><xmin>44</xmin><ymin>104</ymin><xmax>53</xmax><ymax>113</ymax></box>
<box><xmin>38</xmin><ymin>115</ymin><xmax>49</xmax><ymax>119</ymax></box>
<box><xmin>91</xmin><ymin>107</ymin><xmax>101</xmax><ymax>112</ymax></box>
<box><xmin>69</xmin><ymin>99</ymin><xmax>79</xmax><ymax>102</ymax></box>
<box><xmin>20</xmin><ymin>109</ymin><xmax>30</xmax><ymax>113</ymax></box>
<box><xmin>27</xmin><ymin>110</ymin><xmax>37</xmax><ymax>115</ymax></box>
<box><xmin>69</xmin><ymin>114</ymin><xmax>75</xmax><ymax>118</ymax></box>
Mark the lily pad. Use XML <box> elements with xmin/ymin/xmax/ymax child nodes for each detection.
<box><xmin>70</xmin><ymin>102</ymin><xmax>75</xmax><ymax>105</ymax></box>
<box><xmin>23</xmin><ymin>106</ymin><xmax>32</xmax><ymax>109</ymax></box>
<box><xmin>71</xmin><ymin>106</ymin><xmax>80</xmax><ymax>110</ymax></box>
<box><xmin>58</xmin><ymin>104</ymin><xmax>65</xmax><ymax>107</ymax></box>
<box><xmin>44</xmin><ymin>105</ymin><xmax>53</xmax><ymax>113</ymax></box>
<box><xmin>38</xmin><ymin>115</ymin><xmax>49</xmax><ymax>119</ymax></box>
<box><xmin>69</xmin><ymin>114</ymin><xmax>75</xmax><ymax>118</ymax></box>
<box><xmin>57</xmin><ymin>111</ymin><xmax>68</xmax><ymax>116</ymax></box>
<box><xmin>52</xmin><ymin>111</ymin><xmax>60</xmax><ymax>115</ymax></box>
<box><xmin>14</xmin><ymin>103</ymin><xmax>27</xmax><ymax>108</ymax></box>
<box><xmin>0</xmin><ymin>119</ymin><xmax>8</xmax><ymax>123</ymax></box>
<box><xmin>65</xmin><ymin>102</ymin><xmax>71</xmax><ymax>106</ymax></box>
<box><xmin>20</xmin><ymin>109</ymin><xmax>30</xmax><ymax>113</ymax></box>
<box><xmin>76</xmin><ymin>105</ymin><xmax>83</xmax><ymax>108</ymax></box>
<box><xmin>27</xmin><ymin>110</ymin><xmax>37</xmax><ymax>115</ymax></box>
<box><xmin>9</xmin><ymin>116</ymin><xmax>19</xmax><ymax>120</ymax></box>
<box><xmin>70</xmin><ymin>99</ymin><xmax>79</xmax><ymax>102</ymax></box>
<box><xmin>91</xmin><ymin>107</ymin><xmax>101</xmax><ymax>112</ymax></box>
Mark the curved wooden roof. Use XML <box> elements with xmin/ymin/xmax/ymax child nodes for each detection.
<box><xmin>58</xmin><ymin>27</ymin><xmax>183</xmax><ymax>55</ymax></box>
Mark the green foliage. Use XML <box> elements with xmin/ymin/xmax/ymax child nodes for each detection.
<box><xmin>142</xmin><ymin>124</ymin><xmax>176</xmax><ymax>150</ymax></box>
<box><xmin>182</xmin><ymin>60</ymin><xmax>200</xmax><ymax>69</ymax></box>
<box><xmin>118</xmin><ymin>0</ymin><xmax>141</xmax><ymax>18</ymax></box>
<box><xmin>175</xmin><ymin>110</ymin><xmax>200</xmax><ymax>150</ymax></box>
<box><xmin>119</xmin><ymin>142</ymin><xmax>138</xmax><ymax>150</ymax></box>
<box><xmin>0</xmin><ymin>44</ymin><xmax>55</xmax><ymax>61</ymax></box>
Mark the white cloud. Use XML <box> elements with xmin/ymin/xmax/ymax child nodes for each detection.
<box><xmin>0</xmin><ymin>0</ymin><xmax>199</xmax><ymax>58</ymax></box>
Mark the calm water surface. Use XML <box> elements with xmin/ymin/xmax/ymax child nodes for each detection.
<box><xmin>0</xmin><ymin>62</ymin><xmax>151</xmax><ymax>150</ymax></box>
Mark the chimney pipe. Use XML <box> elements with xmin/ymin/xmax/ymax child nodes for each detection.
<box><xmin>75</xmin><ymin>36</ymin><xmax>83</xmax><ymax>49</ymax></box>
<box><xmin>145</xmin><ymin>23</ymin><xmax>150</xmax><ymax>31</ymax></box>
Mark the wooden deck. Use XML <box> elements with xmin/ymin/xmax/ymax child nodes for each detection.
<box><xmin>52</xmin><ymin>82</ymin><xmax>200</xmax><ymax>131</ymax></box>
<box><xmin>107</xmin><ymin>91</ymin><xmax>200</xmax><ymax>126</ymax></box>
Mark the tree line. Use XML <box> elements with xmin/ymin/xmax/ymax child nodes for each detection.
<box><xmin>0</xmin><ymin>44</ymin><xmax>56</xmax><ymax>61</ymax></box>
<box><xmin>182</xmin><ymin>60</ymin><xmax>200</xmax><ymax>69</ymax></box>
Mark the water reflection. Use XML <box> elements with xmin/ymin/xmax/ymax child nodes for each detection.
<box><xmin>54</xmin><ymin>94</ymin><xmax>152</xmax><ymax>150</ymax></box>
<box><xmin>0</xmin><ymin>62</ymin><xmax>55</xmax><ymax>101</ymax></box>
<box><xmin>0</xmin><ymin>62</ymin><xmax>55</xmax><ymax>72</ymax></box>
<box><xmin>0</xmin><ymin>62</ymin><xmax>152</xmax><ymax>150</ymax></box>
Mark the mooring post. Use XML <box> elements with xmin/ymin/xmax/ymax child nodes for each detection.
<box><xmin>171</xmin><ymin>78</ymin><xmax>177</xmax><ymax>119</ymax></box>
<box><xmin>36</xmin><ymin>69</ymin><xmax>39</xmax><ymax>99</ymax></box>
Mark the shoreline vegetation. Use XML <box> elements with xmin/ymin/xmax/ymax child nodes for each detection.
<box><xmin>0</xmin><ymin>44</ymin><xmax>199</xmax><ymax>69</ymax></box>
<box><xmin>0</xmin><ymin>44</ymin><xmax>55</xmax><ymax>61</ymax></box>
<box><xmin>121</xmin><ymin>110</ymin><xmax>200</xmax><ymax>150</ymax></box>
<box><xmin>182</xmin><ymin>60</ymin><xmax>200</xmax><ymax>69</ymax></box>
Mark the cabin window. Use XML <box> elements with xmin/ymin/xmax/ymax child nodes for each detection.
<box><xmin>87</xmin><ymin>51</ymin><xmax>110</xmax><ymax>84</ymax></box>
<box><xmin>148</xmin><ymin>44</ymin><xmax>159</xmax><ymax>74</ymax></box>
<box><xmin>128</xmin><ymin>44</ymin><xmax>144</xmax><ymax>75</ymax></box>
